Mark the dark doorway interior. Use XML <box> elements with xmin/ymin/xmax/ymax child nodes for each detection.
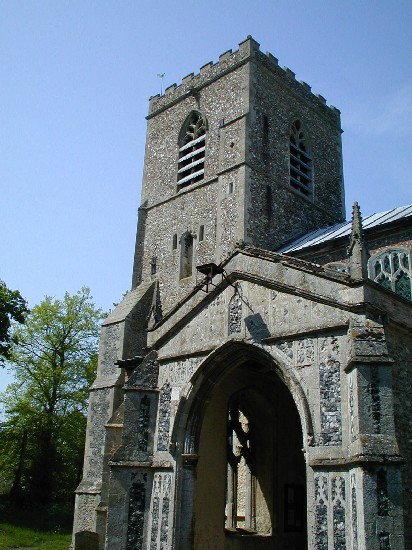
<box><xmin>193</xmin><ymin>359</ymin><xmax>307</xmax><ymax>550</ymax></box>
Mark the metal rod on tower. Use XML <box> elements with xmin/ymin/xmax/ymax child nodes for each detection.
<box><xmin>157</xmin><ymin>73</ymin><xmax>165</xmax><ymax>95</ymax></box>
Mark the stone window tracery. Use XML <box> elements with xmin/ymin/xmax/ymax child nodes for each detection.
<box><xmin>177</xmin><ymin>112</ymin><xmax>206</xmax><ymax>190</ymax></box>
<box><xmin>225</xmin><ymin>393</ymin><xmax>271</xmax><ymax>535</ymax></box>
<box><xmin>369</xmin><ymin>249</ymin><xmax>412</xmax><ymax>300</ymax></box>
<box><xmin>225</xmin><ymin>400</ymin><xmax>257</xmax><ymax>533</ymax></box>
<box><xmin>289</xmin><ymin>120</ymin><xmax>313</xmax><ymax>198</ymax></box>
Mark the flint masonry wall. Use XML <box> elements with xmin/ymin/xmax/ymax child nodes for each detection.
<box><xmin>131</xmin><ymin>41</ymin><xmax>251</xmax><ymax>315</ymax></box>
<box><xmin>131</xmin><ymin>59</ymin><xmax>249</xmax><ymax>313</ymax></box>
<box><xmin>246</xmin><ymin>48</ymin><xmax>344</xmax><ymax>250</ymax></box>
<box><xmin>386</xmin><ymin>324</ymin><xmax>412</xmax><ymax>548</ymax></box>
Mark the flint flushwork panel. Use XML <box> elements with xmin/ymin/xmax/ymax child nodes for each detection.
<box><xmin>157</xmin><ymin>383</ymin><xmax>172</xmax><ymax>451</ymax></box>
<box><xmin>228</xmin><ymin>293</ymin><xmax>242</xmax><ymax>334</ymax></box>
<box><xmin>275</xmin><ymin>340</ymin><xmax>294</xmax><ymax>360</ymax></box>
<box><xmin>349</xmin><ymin>375</ymin><xmax>356</xmax><ymax>442</ymax></box>
<box><xmin>137</xmin><ymin>395</ymin><xmax>151</xmax><ymax>452</ymax></box>
<box><xmin>126</xmin><ymin>473</ymin><xmax>147</xmax><ymax>550</ymax></box>
<box><xmin>387</xmin><ymin>325</ymin><xmax>412</xmax><ymax>549</ymax></box>
<box><xmin>296</xmin><ymin>338</ymin><xmax>315</xmax><ymax>368</ymax></box>
<box><xmin>150</xmin><ymin>473</ymin><xmax>173</xmax><ymax>550</ymax></box>
<box><xmin>377</xmin><ymin>469</ymin><xmax>389</xmax><ymax>517</ymax></box>
<box><xmin>315</xmin><ymin>472</ymin><xmax>349</xmax><ymax>550</ymax></box>
<box><xmin>151</xmin><ymin>496</ymin><xmax>160</xmax><ymax>549</ymax></box>
<box><xmin>371</xmin><ymin>368</ymin><xmax>381</xmax><ymax>433</ymax></box>
<box><xmin>315</xmin><ymin>475</ymin><xmax>329</xmax><ymax>550</ymax></box>
<box><xmin>157</xmin><ymin>357</ymin><xmax>204</xmax><ymax>436</ymax></box>
<box><xmin>332</xmin><ymin>476</ymin><xmax>346</xmax><ymax>550</ymax></box>
<box><xmin>319</xmin><ymin>336</ymin><xmax>342</xmax><ymax>445</ymax></box>
<box><xmin>274</xmin><ymin>334</ymin><xmax>341</xmax><ymax>371</ymax></box>
<box><xmin>160</xmin><ymin>495</ymin><xmax>170</xmax><ymax>548</ymax></box>
<box><xmin>351</xmin><ymin>473</ymin><xmax>358</xmax><ymax>550</ymax></box>
<box><xmin>272</xmin><ymin>332</ymin><xmax>346</xmax><ymax>447</ymax></box>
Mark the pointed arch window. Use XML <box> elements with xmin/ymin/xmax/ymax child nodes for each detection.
<box><xmin>177</xmin><ymin>112</ymin><xmax>206</xmax><ymax>190</ymax></box>
<box><xmin>225</xmin><ymin>390</ymin><xmax>275</xmax><ymax>537</ymax></box>
<box><xmin>289</xmin><ymin>120</ymin><xmax>313</xmax><ymax>198</ymax></box>
<box><xmin>369</xmin><ymin>249</ymin><xmax>412</xmax><ymax>301</ymax></box>
<box><xmin>226</xmin><ymin>400</ymin><xmax>256</xmax><ymax>532</ymax></box>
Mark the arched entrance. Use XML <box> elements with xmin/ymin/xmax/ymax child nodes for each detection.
<box><xmin>173</xmin><ymin>343</ymin><xmax>308</xmax><ymax>550</ymax></box>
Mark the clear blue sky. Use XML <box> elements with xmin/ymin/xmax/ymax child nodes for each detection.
<box><xmin>1</xmin><ymin>1</ymin><xmax>411</xmax><ymax>314</ymax></box>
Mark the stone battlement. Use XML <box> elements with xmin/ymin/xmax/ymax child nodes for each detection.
<box><xmin>148</xmin><ymin>36</ymin><xmax>340</xmax><ymax>119</ymax></box>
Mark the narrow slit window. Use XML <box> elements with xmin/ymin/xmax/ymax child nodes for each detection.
<box><xmin>263</xmin><ymin>115</ymin><xmax>269</xmax><ymax>143</ymax></box>
<box><xmin>265</xmin><ymin>185</ymin><xmax>272</xmax><ymax>218</ymax></box>
<box><xmin>172</xmin><ymin>234</ymin><xmax>178</xmax><ymax>250</ymax></box>
<box><xmin>150</xmin><ymin>256</ymin><xmax>157</xmax><ymax>276</ymax></box>
<box><xmin>180</xmin><ymin>233</ymin><xmax>194</xmax><ymax>280</ymax></box>
<box><xmin>199</xmin><ymin>225</ymin><xmax>204</xmax><ymax>242</ymax></box>
<box><xmin>289</xmin><ymin>120</ymin><xmax>313</xmax><ymax>198</ymax></box>
<box><xmin>262</xmin><ymin>115</ymin><xmax>269</xmax><ymax>165</ymax></box>
<box><xmin>177</xmin><ymin>112</ymin><xmax>206</xmax><ymax>191</ymax></box>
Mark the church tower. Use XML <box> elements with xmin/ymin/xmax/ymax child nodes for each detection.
<box><xmin>132</xmin><ymin>36</ymin><xmax>344</xmax><ymax>313</ymax></box>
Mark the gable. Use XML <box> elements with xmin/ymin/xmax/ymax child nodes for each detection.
<box><xmin>148</xmin><ymin>251</ymin><xmax>355</xmax><ymax>360</ymax></box>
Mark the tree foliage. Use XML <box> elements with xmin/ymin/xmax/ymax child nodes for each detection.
<box><xmin>0</xmin><ymin>288</ymin><xmax>104</xmax><ymax>504</ymax></box>
<box><xmin>0</xmin><ymin>280</ymin><xmax>28</xmax><ymax>364</ymax></box>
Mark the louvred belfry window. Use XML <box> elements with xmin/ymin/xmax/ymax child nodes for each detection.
<box><xmin>177</xmin><ymin>112</ymin><xmax>206</xmax><ymax>190</ymax></box>
<box><xmin>289</xmin><ymin>120</ymin><xmax>313</xmax><ymax>198</ymax></box>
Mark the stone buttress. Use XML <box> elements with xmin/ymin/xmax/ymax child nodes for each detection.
<box><xmin>73</xmin><ymin>282</ymin><xmax>156</xmax><ymax>547</ymax></box>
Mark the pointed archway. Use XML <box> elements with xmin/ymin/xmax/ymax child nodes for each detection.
<box><xmin>172</xmin><ymin>342</ymin><xmax>310</xmax><ymax>550</ymax></box>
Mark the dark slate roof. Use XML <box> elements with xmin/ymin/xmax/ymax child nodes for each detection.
<box><xmin>277</xmin><ymin>205</ymin><xmax>412</xmax><ymax>254</ymax></box>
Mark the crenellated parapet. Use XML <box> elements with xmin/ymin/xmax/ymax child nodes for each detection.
<box><xmin>148</xmin><ymin>36</ymin><xmax>340</xmax><ymax>121</ymax></box>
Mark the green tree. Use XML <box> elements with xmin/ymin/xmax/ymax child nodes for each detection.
<box><xmin>0</xmin><ymin>287</ymin><xmax>103</xmax><ymax>504</ymax></box>
<box><xmin>0</xmin><ymin>280</ymin><xmax>28</xmax><ymax>364</ymax></box>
